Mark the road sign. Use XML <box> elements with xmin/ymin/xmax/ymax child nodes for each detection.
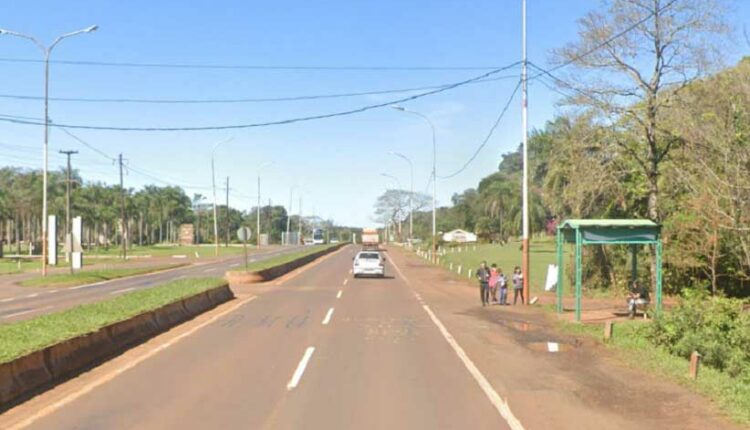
<box><xmin>237</xmin><ymin>227</ymin><xmax>252</xmax><ymax>242</ymax></box>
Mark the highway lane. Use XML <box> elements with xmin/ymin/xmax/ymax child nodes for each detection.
<box><xmin>17</xmin><ymin>245</ymin><xmax>510</xmax><ymax>430</ymax></box>
<box><xmin>0</xmin><ymin>245</ymin><xmax>302</xmax><ymax>323</ymax></box>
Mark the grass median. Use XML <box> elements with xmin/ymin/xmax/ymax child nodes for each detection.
<box><xmin>0</xmin><ymin>277</ymin><xmax>227</xmax><ymax>364</ymax></box>
<box><xmin>238</xmin><ymin>244</ymin><xmax>341</xmax><ymax>273</ymax></box>
<box><xmin>19</xmin><ymin>264</ymin><xmax>186</xmax><ymax>288</ymax></box>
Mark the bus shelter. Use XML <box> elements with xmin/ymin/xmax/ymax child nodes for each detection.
<box><xmin>556</xmin><ymin>219</ymin><xmax>663</xmax><ymax>321</ymax></box>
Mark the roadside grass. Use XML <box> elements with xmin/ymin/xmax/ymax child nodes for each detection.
<box><xmin>0</xmin><ymin>259</ymin><xmax>41</xmax><ymax>275</ymax></box>
<box><xmin>239</xmin><ymin>244</ymin><xmax>340</xmax><ymax>272</ymax></box>
<box><xmin>86</xmin><ymin>244</ymin><xmax>246</xmax><ymax>258</ymax></box>
<box><xmin>430</xmin><ymin>240</ymin><xmax>558</xmax><ymax>295</ymax></box>
<box><xmin>557</xmin><ymin>319</ymin><xmax>750</xmax><ymax>424</ymax></box>
<box><xmin>19</xmin><ymin>264</ymin><xmax>185</xmax><ymax>288</ymax></box>
<box><xmin>0</xmin><ymin>277</ymin><xmax>227</xmax><ymax>364</ymax></box>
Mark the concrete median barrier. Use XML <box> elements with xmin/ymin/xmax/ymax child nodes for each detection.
<box><xmin>0</xmin><ymin>283</ymin><xmax>234</xmax><ymax>409</ymax></box>
<box><xmin>226</xmin><ymin>244</ymin><xmax>345</xmax><ymax>284</ymax></box>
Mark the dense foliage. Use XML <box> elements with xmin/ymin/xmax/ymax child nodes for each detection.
<box><xmin>645</xmin><ymin>292</ymin><xmax>750</xmax><ymax>381</ymax></box>
<box><xmin>399</xmin><ymin>58</ymin><xmax>750</xmax><ymax>297</ymax></box>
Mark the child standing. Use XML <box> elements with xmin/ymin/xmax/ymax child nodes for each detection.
<box><xmin>489</xmin><ymin>264</ymin><xmax>499</xmax><ymax>304</ymax></box>
<box><xmin>512</xmin><ymin>266</ymin><xmax>524</xmax><ymax>305</ymax></box>
<box><xmin>498</xmin><ymin>268</ymin><xmax>509</xmax><ymax>305</ymax></box>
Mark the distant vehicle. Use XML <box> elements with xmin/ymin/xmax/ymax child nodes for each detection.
<box><xmin>352</xmin><ymin>251</ymin><xmax>385</xmax><ymax>278</ymax></box>
<box><xmin>312</xmin><ymin>228</ymin><xmax>325</xmax><ymax>244</ymax></box>
<box><xmin>330</xmin><ymin>238</ymin><xmax>340</xmax><ymax>244</ymax></box>
<box><xmin>361</xmin><ymin>228</ymin><xmax>380</xmax><ymax>250</ymax></box>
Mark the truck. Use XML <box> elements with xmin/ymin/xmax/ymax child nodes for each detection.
<box><xmin>361</xmin><ymin>228</ymin><xmax>380</xmax><ymax>250</ymax></box>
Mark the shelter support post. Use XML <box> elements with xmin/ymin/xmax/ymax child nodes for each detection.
<box><xmin>575</xmin><ymin>228</ymin><xmax>582</xmax><ymax>322</ymax></box>
<box><xmin>630</xmin><ymin>245</ymin><xmax>638</xmax><ymax>285</ymax></box>
<box><xmin>656</xmin><ymin>240</ymin><xmax>663</xmax><ymax>315</ymax></box>
<box><xmin>556</xmin><ymin>227</ymin><xmax>563</xmax><ymax>313</ymax></box>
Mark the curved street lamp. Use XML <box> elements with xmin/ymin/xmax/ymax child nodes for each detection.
<box><xmin>0</xmin><ymin>25</ymin><xmax>98</xmax><ymax>275</ymax></box>
<box><xmin>256</xmin><ymin>161</ymin><xmax>274</xmax><ymax>248</ymax></box>
<box><xmin>391</xmin><ymin>105</ymin><xmax>437</xmax><ymax>259</ymax></box>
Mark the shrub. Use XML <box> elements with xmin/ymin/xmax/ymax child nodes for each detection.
<box><xmin>644</xmin><ymin>290</ymin><xmax>750</xmax><ymax>380</ymax></box>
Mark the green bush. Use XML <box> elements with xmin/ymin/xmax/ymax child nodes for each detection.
<box><xmin>644</xmin><ymin>290</ymin><xmax>750</xmax><ymax>380</ymax></box>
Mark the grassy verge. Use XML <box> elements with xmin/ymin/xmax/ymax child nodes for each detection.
<box><xmin>87</xmin><ymin>244</ymin><xmax>247</xmax><ymax>258</ymax></box>
<box><xmin>0</xmin><ymin>277</ymin><xmax>227</xmax><ymax>364</ymax></box>
<box><xmin>0</xmin><ymin>259</ymin><xmax>41</xmax><ymax>275</ymax></box>
<box><xmin>557</xmin><ymin>318</ymin><xmax>750</xmax><ymax>424</ymax></box>
<box><xmin>19</xmin><ymin>264</ymin><xmax>186</xmax><ymax>288</ymax></box>
<box><xmin>424</xmin><ymin>240</ymin><xmax>558</xmax><ymax>295</ymax></box>
<box><xmin>236</xmin><ymin>244</ymin><xmax>340</xmax><ymax>272</ymax></box>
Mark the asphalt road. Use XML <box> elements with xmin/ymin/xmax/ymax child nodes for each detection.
<box><xmin>14</xmin><ymin>245</ymin><xmax>511</xmax><ymax>430</ymax></box>
<box><xmin>0</xmin><ymin>246</ymin><xmax>302</xmax><ymax>323</ymax></box>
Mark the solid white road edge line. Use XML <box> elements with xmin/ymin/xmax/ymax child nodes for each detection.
<box><xmin>388</xmin><ymin>253</ymin><xmax>525</xmax><ymax>430</ymax></box>
<box><xmin>322</xmin><ymin>307</ymin><xmax>335</xmax><ymax>325</ymax></box>
<box><xmin>109</xmin><ymin>287</ymin><xmax>137</xmax><ymax>295</ymax></box>
<box><xmin>336</xmin><ymin>290</ymin><xmax>342</xmax><ymax>299</ymax></box>
<box><xmin>2</xmin><ymin>305</ymin><xmax>54</xmax><ymax>320</ymax></box>
<box><xmin>287</xmin><ymin>346</ymin><xmax>315</xmax><ymax>390</ymax></box>
<box><xmin>7</xmin><ymin>296</ymin><xmax>257</xmax><ymax>430</ymax></box>
<box><xmin>420</xmin><ymin>303</ymin><xmax>525</xmax><ymax>430</ymax></box>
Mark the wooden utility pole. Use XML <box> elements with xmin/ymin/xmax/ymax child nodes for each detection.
<box><xmin>119</xmin><ymin>153</ymin><xmax>127</xmax><ymax>259</ymax></box>
<box><xmin>59</xmin><ymin>150</ymin><xmax>78</xmax><ymax>264</ymax></box>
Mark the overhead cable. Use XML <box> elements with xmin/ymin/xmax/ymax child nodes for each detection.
<box><xmin>0</xmin><ymin>63</ymin><xmax>521</xmax><ymax>132</ymax></box>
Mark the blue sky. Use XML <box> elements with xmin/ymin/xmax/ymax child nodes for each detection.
<box><xmin>0</xmin><ymin>0</ymin><xmax>748</xmax><ymax>226</ymax></box>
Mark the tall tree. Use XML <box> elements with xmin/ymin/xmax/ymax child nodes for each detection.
<box><xmin>554</xmin><ymin>0</ymin><xmax>729</xmax><ymax>222</ymax></box>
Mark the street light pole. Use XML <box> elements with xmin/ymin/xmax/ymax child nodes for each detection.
<box><xmin>256</xmin><ymin>161</ymin><xmax>274</xmax><ymax>248</ymax></box>
<box><xmin>521</xmin><ymin>0</ymin><xmax>530</xmax><ymax>304</ymax></box>
<box><xmin>286</xmin><ymin>186</ymin><xmax>296</xmax><ymax>245</ymax></box>
<box><xmin>0</xmin><ymin>25</ymin><xmax>98</xmax><ymax>276</ymax></box>
<box><xmin>210</xmin><ymin>137</ymin><xmax>233</xmax><ymax>257</ymax></box>
<box><xmin>392</xmin><ymin>106</ymin><xmax>437</xmax><ymax>261</ymax></box>
<box><xmin>389</xmin><ymin>151</ymin><xmax>413</xmax><ymax>244</ymax></box>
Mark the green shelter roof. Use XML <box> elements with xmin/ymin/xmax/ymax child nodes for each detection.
<box><xmin>559</xmin><ymin>219</ymin><xmax>658</xmax><ymax>229</ymax></box>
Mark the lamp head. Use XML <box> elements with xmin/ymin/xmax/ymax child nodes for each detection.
<box><xmin>84</xmin><ymin>25</ymin><xmax>99</xmax><ymax>33</ymax></box>
<box><xmin>391</xmin><ymin>105</ymin><xmax>406</xmax><ymax>111</ymax></box>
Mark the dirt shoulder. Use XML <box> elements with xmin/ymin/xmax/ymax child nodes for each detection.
<box><xmin>388</xmin><ymin>245</ymin><xmax>744</xmax><ymax>430</ymax></box>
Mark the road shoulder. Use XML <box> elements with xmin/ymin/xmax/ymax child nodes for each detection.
<box><xmin>387</xmin><ymin>246</ymin><xmax>742</xmax><ymax>430</ymax></box>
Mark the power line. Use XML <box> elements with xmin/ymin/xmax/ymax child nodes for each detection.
<box><xmin>0</xmin><ymin>57</ymin><xmax>508</xmax><ymax>71</ymax></box>
<box><xmin>0</xmin><ymin>63</ymin><xmax>521</xmax><ymax>132</ymax></box>
<box><xmin>438</xmin><ymin>79</ymin><xmax>522</xmax><ymax>179</ymax></box>
<box><xmin>0</xmin><ymin>74</ymin><xmax>519</xmax><ymax>105</ymax></box>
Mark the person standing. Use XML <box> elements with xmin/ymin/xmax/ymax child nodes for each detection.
<box><xmin>512</xmin><ymin>266</ymin><xmax>524</xmax><ymax>305</ymax></box>
<box><xmin>498</xmin><ymin>268</ymin><xmax>509</xmax><ymax>305</ymax></box>
<box><xmin>489</xmin><ymin>264</ymin><xmax>499</xmax><ymax>304</ymax></box>
<box><xmin>476</xmin><ymin>261</ymin><xmax>491</xmax><ymax>306</ymax></box>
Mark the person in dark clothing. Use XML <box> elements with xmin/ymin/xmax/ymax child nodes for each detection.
<box><xmin>476</xmin><ymin>261</ymin><xmax>491</xmax><ymax>306</ymax></box>
<box><xmin>512</xmin><ymin>266</ymin><xmax>524</xmax><ymax>305</ymax></box>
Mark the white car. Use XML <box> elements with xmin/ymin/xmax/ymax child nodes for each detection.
<box><xmin>352</xmin><ymin>251</ymin><xmax>386</xmax><ymax>278</ymax></box>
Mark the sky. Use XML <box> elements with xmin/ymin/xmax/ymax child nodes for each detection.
<box><xmin>0</xmin><ymin>0</ymin><xmax>748</xmax><ymax>227</ymax></box>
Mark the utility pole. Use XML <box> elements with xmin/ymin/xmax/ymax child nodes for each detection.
<box><xmin>257</xmin><ymin>175</ymin><xmax>261</xmax><ymax>248</ymax></box>
<box><xmin>225</xmin><ymin>176</ymin><xmax>230</xmax><ymax>247</ymax></box>
<box><xmin>521</xmin><ymin>0</ymin><xmax>530</xmax><ymax>304</ymax></box>
<box><xmin>298</xmin><ymin>196</ymin><xmax>303</xmax><ymax>244</ymax></box>
<box><xmin>286</xmin><ymin>188</ymin><xmax>294</xmax><ymax>245</ymax></box>
<box><xmin>118</xmin><ymin>153</ymin><xmax>127</xmax><ymax>259</ymax></box>
<box><xmin>59</xmin><ymin>150</ymin><xmax>77</xmax><ymax>264</ymax></box>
